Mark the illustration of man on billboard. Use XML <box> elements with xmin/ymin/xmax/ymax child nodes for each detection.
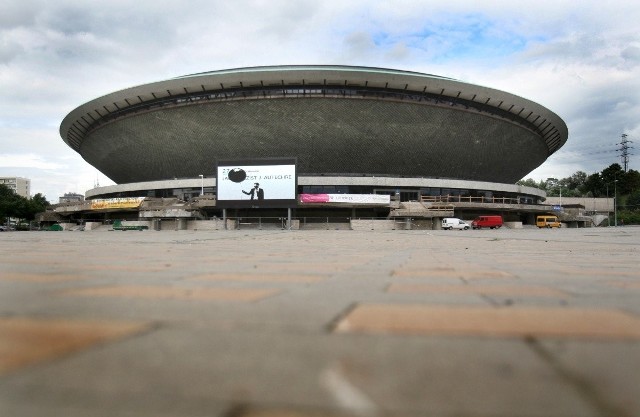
<box><xmin>242</xmin><ymin>183</ymin><xmax>264</xmax><ymax>200</ymax></box>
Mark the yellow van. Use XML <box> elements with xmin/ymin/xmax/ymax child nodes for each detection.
<box><xmin>536</xmin><ymin>215</ymin><xmax>561</xmax><ymax>228</ymax></box>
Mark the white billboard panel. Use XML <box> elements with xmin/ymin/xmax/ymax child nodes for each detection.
<box><xmin>216</xmin><ymin>159</ymin><xmax>297</xmax><ymax>208</ymax></box>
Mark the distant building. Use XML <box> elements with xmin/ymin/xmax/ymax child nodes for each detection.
<box><xmin>58</xmin><ymin>192</ymin><xmax>85</xmax><ymax>204</ymax></box>
<box><xmin>0</xmin><ymin>177</ymin><xmax>30</xmax><ymax>198</ymax></box>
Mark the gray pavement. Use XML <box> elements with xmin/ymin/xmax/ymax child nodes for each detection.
<box><xmin>1</xmin><ymin>227</ymin><xmax>639</xmax><ymax>417</ymax></box>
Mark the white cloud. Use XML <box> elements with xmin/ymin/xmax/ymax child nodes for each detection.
<box><xmin>0</xmin><ymin>153</ymin><xmax>63</xmax><ymax>169</ymax></box>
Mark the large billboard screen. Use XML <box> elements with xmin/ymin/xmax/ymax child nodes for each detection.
<box><xmin>216</xmin><ymin>158</ymin><xmax>297</xmax><ymax>208</ymax></box>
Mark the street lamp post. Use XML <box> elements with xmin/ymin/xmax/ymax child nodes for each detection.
<box><xmin>606</xmin><ymin>184</ymin><xmax>610</xmax><ymax>226</ymax></box>
<box><xmin>199</xmin><ymin>175</ymin><xmax>204</xmax><ymax>196</ymax></box>
<box><xmin>614</xmin><ymin>179</ymin><xmax>618</xmax><ymax>227</ymax></box>
<box><xmin>559</xmin><ymin>185</ymin><xmax>562</xmax><ymax>210</ymax></box>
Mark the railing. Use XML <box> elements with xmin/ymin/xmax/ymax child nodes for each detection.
<box><xmin>421</xmin><ymin>195</ymin><xmax>522</xmax><ymax>205</ymax></box>
<box><xmin>229</xmin><ymin>216</ymin><xmax>440</xmax><ymax>231</ymax></box>
<box><xmin>233</xmin><ymin>216</ymin><xmax>353</xmax><ymax>230</ymax></box>
<box><xmin>195</xmin><ymin>216</ymin><xmax>406</xmax><ymax>230</ymax></box>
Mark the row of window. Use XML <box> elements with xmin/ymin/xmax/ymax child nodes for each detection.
<box><xmin>88</xmin><ymin>185</ymin><xmax>538</xmax><ymax>204</ymax></box>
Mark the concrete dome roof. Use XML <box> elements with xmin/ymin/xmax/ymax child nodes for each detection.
<box><xmin>60</xmin><ymin>65</ymin><xmax>568</xmax><ymax>184</ymax></box>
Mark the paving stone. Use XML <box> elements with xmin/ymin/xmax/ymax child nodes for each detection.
<box><xmin>1</xmin><ymin>228</ymin><xmax>639</xmax><ymax>417</ymax></box>
<box><xmin>335</xmin><ymin>304</ymin><xmax>640</xmax><ymax>340</ymax></box>
<box><xmin>387</xmin><ymin>282</ymin><xmax>567</xmax><ymax>297</ymax></box>
<box><xmin>391</xmin><ymin>267</ymin><xmax>515</xmax><ymax>279</ymax></box>
<box><xmin>0</xmin><ymin>272</ymin><xmax>87</xmax><ymax>283</ymax></box>
<box><xmin>0</xmin><ymin>317</ymin><xmax>150</xmax><ymax>375</ymax></box>
<box><xmin>191</xmin><ymin>273</ymin><xmax>326</xmax><ymax>283</ymax></box>
<box><xmin>58</xmin><ymin>285</ymin><xmax>280</xmax><ymax>302</ymax></box>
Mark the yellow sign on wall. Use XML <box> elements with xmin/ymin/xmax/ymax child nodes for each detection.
<box><xmin>90</xmin><ymin>197</ymin><xmax>145</xmax><ymax>210</ymax></box>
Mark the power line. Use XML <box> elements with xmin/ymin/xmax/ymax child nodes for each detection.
<box><xmin>548</xmin><ymin>149</ymin><xmax>620</xmax><ymax>163</ymax></box>
<box><xmin>549</xmin><ymin>135</ymin><xmax>636</xmax><ymax>168</ymax></box>
<box><xmin>618</xmin><ymin>133</ymin><xmax>634</xmax><ymax>172</ymax></box>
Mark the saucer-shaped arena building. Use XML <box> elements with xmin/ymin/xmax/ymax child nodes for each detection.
<box><xmin>60</xmin><ymin>65</ymin><xmax>568</xmax><ymax>217</ymax></box>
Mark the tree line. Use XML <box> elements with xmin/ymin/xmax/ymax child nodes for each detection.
<box><xmin>517</xmin><ymin>163</ymin><xmax>640</xmax><ymax>224</ymax></box>
<box><xmin>0</xmin><ymin>184</ymin><xmax>51</xmax><ymax>229</ymax></box>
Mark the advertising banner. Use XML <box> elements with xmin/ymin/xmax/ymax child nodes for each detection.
<box><xmin>90</xmin><ymin>197</ymin><xmax>145</xmax><ymax>210</ymax></box>
<box><xmin>216</xmin><ymin>158</ymin><xmax>297</xmax><ymax>208</ymax></box>
<box><xmin>299</xmin><ymin>194</ymin><xmax>390</xmax><ymax>205</ymax></box>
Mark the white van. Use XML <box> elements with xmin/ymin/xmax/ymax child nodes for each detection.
<box><xmin>442</xmin><ymin>218</ymin><xmax>470</xmax><ymax>230</ymax></box>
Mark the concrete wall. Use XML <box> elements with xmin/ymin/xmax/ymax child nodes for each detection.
<box><xmin>84</xmin><ymin>222</ymin><xmax>102</xmax><ymax>230</ymax></box>
<box><xmin>188</xmin><ymin>219</ymin><xmax>226</xmax><ymax>230</ymax></box>
<box><xmin>545</xmin><ymin>197</ymin><xmax>614</xmax><ymax>212</ymax></box>
<box><xmin>504</xmin><ymin>221</ymin><xmax>523</xmax><ymax>229</ymax></box>
<box><xmin>350</xmin><ymin>219</ymin><xmax>405</xmax><ymax>230</ymax></box>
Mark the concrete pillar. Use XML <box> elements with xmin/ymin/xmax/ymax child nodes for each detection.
<box><xmin>226</xmin><ymin>219</ymin><xmax>237</xmax><ymax>230</ymax></box>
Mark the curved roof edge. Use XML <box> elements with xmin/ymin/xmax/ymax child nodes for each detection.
<box><xmin>173</xmin><ymin>65</ymin><xmax>458</xmax><ymax>82</ymax></box>
<box><xmin>61</xmin><ymin>65</ymin><xmax>568</xmax><ymax>157</ymax></box>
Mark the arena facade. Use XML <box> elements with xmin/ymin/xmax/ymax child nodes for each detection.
<box><xmin>57</xmin><ymin>65</ymin><xmax>577</xmax><ymax>229</ymax></box>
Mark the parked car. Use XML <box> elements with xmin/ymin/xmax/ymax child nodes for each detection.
<box><xmin>471</xmin><ymin>215</ymin><xmax>503</xmax><ymax>229</ymax></box>
<box><xmin>442</xmin><ymin>218</ymin><xmax>470</xmax><ymax>230</ymax></box>
<box><xmin>536</xmin><ymin>215</ymin><xmax>561</xmax><ymax>228</ymax></box>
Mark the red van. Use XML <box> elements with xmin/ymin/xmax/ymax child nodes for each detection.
<box><xmin>471</xmin><ymin>215</ymin><xmax>503</xmax><ymax>229</ymax></box>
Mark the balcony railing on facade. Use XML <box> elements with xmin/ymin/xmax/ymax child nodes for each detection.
<box><xmin>421</xmin><ymin>195</ymin><xmax>525</xmax><ymax>205</ymax></box>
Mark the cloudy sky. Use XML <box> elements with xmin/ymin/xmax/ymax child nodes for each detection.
<box><xmin>1</xmin><ymin>0</ymin><xmax>639</xmax><ymax>201</ymax></box>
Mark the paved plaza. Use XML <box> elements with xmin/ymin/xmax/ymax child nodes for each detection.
<box><xmin>1</xmin><ymin>227</ymin><xmax>639</xmax><ymax>417</ymax></box>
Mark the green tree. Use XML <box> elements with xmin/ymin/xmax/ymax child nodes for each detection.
<box><xmin>517</xmin><ymin>178</ymin><xmax>540</xmax><ymax>188</ymax></box>
<box><xmin>583</xmin><ymin>172</ymin><xmax>604</xmax><ymax>197</ymax></box>
<box><xmin>601</xmin><ymin>163</ymin><xmax>624</xmax><ymax>191</ymax></box>
<box><xmin>29</xmin><ymin>193</ymin><xmax>50</xmax><ymax>215</ymax></box>
<box><xmin>626</xmin><ymin>190</ymin><xmax>640</xmax><ymax>212</ymax></box>
<box><xmin>0</xmin><ymin>184</ymin><xmax>16</xmax><ymax>222</ymax></box>
<box><xmin>541</xmin><ymin>177</ymin><xmax>556</xmax><ymax>194</ymax></box>
<box><xmin>620</xmin><ymin>169</ymin><xmax>640</xmax><ymax>195</ymax></box>
<box><xmin>545</xmin><ymin>178</ymin><xmax>560</xmax><ymax>196</ymax></box>
<box><xmin>0</xmin><ymin>185</ymin><xmax>51</xmax><ymax>225</ymax></box>
<box><xmin>567</xmin><ymin>171</ymin><xmax>587</xmax><ymax>191</ymax></box>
